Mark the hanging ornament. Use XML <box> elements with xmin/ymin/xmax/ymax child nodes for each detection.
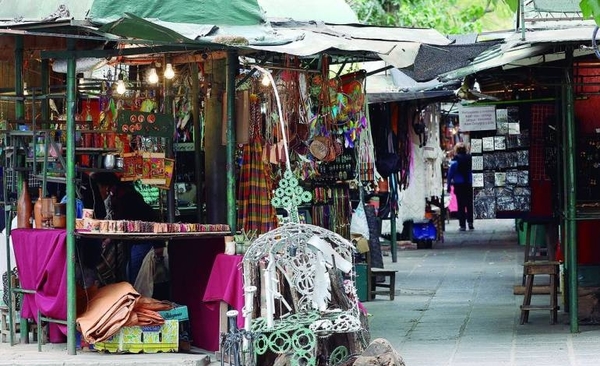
<box><xmin>271</xmin><ymin>170</ymin><xmax>312</xmax><ymax>224</ymax></box>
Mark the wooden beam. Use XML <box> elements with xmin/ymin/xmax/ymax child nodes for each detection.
<box><xmin>40</xmin><ymin>44</ymin><xmax>226</xmax><ymax>60</ymax></box>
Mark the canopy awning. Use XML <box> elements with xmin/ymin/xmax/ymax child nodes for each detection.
<box><xmin>0</xmin><ymin>0</ymin><xmax>453</xmax><ymax>73</ymax></box>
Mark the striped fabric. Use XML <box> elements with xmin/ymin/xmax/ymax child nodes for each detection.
<box><xmin>237</xmin><ymin>102</ymin><xmax>278</xmax><ymax>234</ymax></box>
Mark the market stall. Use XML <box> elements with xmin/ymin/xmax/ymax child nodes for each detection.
<box><xmin>0</xmin><ymin>0</ymin><xmax>459</xmax><ymax>357</ymax></box>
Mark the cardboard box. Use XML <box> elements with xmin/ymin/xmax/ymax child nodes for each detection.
<box><xmin>94</xmin><ymin>320</ymin><xmax>178</xmax><ymax>353</ymax></box>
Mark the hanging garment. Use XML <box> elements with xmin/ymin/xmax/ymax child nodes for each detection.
<box><xmin>364</xmin><ymin>204</ymin><xmax>383</xmax><ymax>269</ymax></box>
<box><xmin>237</xmin><ymin>100</ymin><xmax>278</xmax><ymax>234</ymax></box>
<box><xmin>133</xmin><ymin>247</ymin><xmax>170</xmax><ymax>298</ymax></box>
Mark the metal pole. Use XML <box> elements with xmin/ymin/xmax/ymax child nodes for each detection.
<box><xmin>225</xmin><ymin>50</ymin><xmax>238</xmax><ymax>234</ymax></box>
<box><xmin>190</xmin><ymin>62</ymin><xmax>204</xmax><ymax>223</ymax></box>
<box><xmin>6</xmin><ymin>34</ymin><xmax>24</xmax><ymax>347</ymax></box>
<box><xmin>390</xmin><ymin>173</ymin><xmax>397</xmax><ymax>263</ymax></box>
<box><xmin>563</xmin><ymin>47</ymin><xmax>578</xmax><ymax>333</ymax></box>
<box><xmin>14</xmin><ymin>36</ymin><xmax>24</xmax><ymax>121</ymax></box>
<box><xmin>163</xmin><ymin>56</ymin><xmax>175</xmax><ymax>223</ymax></box>
<box><xmin>13</xmin><ymin>35</ymin><xmax>30</xmax><ymax>344</ymax></box>
<box><xmin>65</xmin><ymin>38</ymin><xmax>77</xmax><ymax>354</ymax></box>
<box><xmin>40</xmin><ymin>59</ymin><xmax>49</xmax><ymax>127</ymax></box>
<box><xmin>519</xmin><ymin>0</ymin><xmax>525</xmax><ymax>41</ymax></box>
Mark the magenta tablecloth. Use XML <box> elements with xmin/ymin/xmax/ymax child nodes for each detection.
<box><xmin>202</xmin><ymin>253</ymin><xmax>245</xmax><ymax>328</ymax></box>
<box><xmin>169</xmin><ymin>238</ymin><xmax>224</xmax><ymax>352</ymax></box>
<box><xmin>12</xmin><ymin>228</ymin><xmax>67</xmax><ymax>343</ymax></box>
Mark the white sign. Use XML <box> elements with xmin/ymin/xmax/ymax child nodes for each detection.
<box><xmin>472</xmin><ymin>173</ymin><xmax>484</xmax><ymax>187</ymax></box>
<box><xmin>470</xmin><ymin>139</ymin><xmax>482</xmax><ymax>154</ymax></box>
<box><xmin>459</xmin><ymin>105</ymin><xmax>496</xmax><ymax>131</ymax></box>
<box><xmin>472</xmin><ymin>155</ymin><xmax>483</xmax><ymax>171</ymax></box>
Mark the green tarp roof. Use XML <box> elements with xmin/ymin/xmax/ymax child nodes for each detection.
<box><xmin>89</xmin><ymin>0</ymin><xmax>264</xmax><ymax>26</ymax></box>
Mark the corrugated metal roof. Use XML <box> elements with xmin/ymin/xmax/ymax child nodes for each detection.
<box><xmin>0</xmin><ymin>0</ymin><xmax>92</xmax><ymax>22</ymax></box>
<box><xmin>532</xmin><ymin>0</ymin><xmax>580</xmax><ymax>13</ymax></box>
<box><xmin>436</xmin><ymin>23</ymin><xmax>600</xmax><ymax>82</ymax></box>
<box><xmin>0</xmin><ymin>0</ymin><xmax>451</xmax><ymax>71</ymax></box>
<box><xmin>368</xmin><ymin>90</ymin><xmax>456</xmax><ymax>104</ymax></box>
<box><xmin>257</xmin><ymin>0</ymin><xmax>358</xmax><ymax>24</ymax></box>
<box><xmin>246</xmin><ymin>21</ymin><xmax>450</xmax><ymax>67</ymax></box>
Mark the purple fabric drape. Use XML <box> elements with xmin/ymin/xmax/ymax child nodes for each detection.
<box><xmin>12</xmin><ymin>228</ymin><xmax>67</xmax><ymax>342</ymax></box>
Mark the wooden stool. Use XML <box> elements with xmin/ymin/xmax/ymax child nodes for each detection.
<box><xmin>521</xmin><ymin>218</ymin><xmax>556</xmax><ymax>285</ymax></box>
<box><xmin>370</xmin><ymin>269</ymin><xmax>397</xmax><ymax>301</ymax></box>
<box><xmin>520</xmin><ymin>261</ymin><xmax>559</xmax><ymax>325</ymax></box>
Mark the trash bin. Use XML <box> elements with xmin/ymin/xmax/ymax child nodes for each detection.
<box><xmin>516</xmin><ymin>219</ymin><xmax>546</xmax><ymax>246</ymax></box>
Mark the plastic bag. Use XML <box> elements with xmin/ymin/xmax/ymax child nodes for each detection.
<box><xmin>350</xmin><ymin>202</ymin><xmax>370</xmax><ymax>240</ymax></box>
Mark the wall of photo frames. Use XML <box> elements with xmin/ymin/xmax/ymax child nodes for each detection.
<box><xmin>463</xmin><ymin>105</ymin><xmax>531</xmax><ymax>219</ymax></box>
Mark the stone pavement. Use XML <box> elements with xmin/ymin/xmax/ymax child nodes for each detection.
<box><xmin>3</xmin><ymin>218</ymin><xmax>600</xmax><ymax>365</ymax></box>
<box><xmin>365</xmin><ymin>218</ymin><xmax>600</xmax><ymax>366</ymax></box>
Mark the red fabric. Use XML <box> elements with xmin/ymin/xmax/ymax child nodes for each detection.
<box><xmin>529</xmin><ymin>180</ymin><xmax>553</xmax><ymax>217</ymax></box>
<box><xmin>202</xmin><ymin>254</ymin><xmax>245</xmax><ymax>328</ymax></box>
<box><xmin>168</xmin><ymin>238</ymin><xmax>224</xmax><ymax>352</ymax></box>
<box><xmin>12</xmin><ymin>229</ymin><xmax>67</xmax><ymax>342</ymax></box>
<box><xmin>577</xmin><ymin>220</ymin><xmax>600</xmax><ymax>265</ymax></box>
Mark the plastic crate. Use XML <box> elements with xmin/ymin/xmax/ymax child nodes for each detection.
<box><xmin>94</xmin><ymin>319</ymin><xmax>178</xmax><ymax>353</ymax></box>
<box><xmin>412</xmin><ymin>220</ymin><xmax>437</xmax><ymax>241</ymax></box>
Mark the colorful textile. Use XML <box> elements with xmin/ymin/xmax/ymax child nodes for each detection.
<box><xmin>237</xmin><ymin>100</ymin><xmax>278</xmax><ymax>234</ymax></box>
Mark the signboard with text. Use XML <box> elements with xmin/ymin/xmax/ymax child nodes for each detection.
<box><xmin>458</xmin><ymin>105</ymin><xmax>496</xmax><ymax>132</ymax></box>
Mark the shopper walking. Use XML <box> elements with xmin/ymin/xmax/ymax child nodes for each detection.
<box><xmin>447</xmin><ymin>142</ymin><xmax>474</xmax><ymax>231</ymax></box>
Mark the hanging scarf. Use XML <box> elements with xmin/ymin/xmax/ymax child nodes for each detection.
<box><xmin>237</xmin><ymin>97</ymin><xmax>278</xmax><ymax>234</ymax></box>
<box><xmin>357</xmin><ymin>87</ymin><xmax>379</xmax><ymax>183</ymax></box>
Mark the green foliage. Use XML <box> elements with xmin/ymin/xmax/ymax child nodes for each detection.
<box><xmin>347</xmin><ymin>0</ymin><xmax>514</xmax><ymax>34</ymax></box>
<box><xmin>503</xmin><ymin>0</ymin><xmax>518</xmax><ymax>12</ymax></box>
<box><xmin>580</xmin><ymin>0</ymin><xmax>600</xmax><ymax>25</ymax></box>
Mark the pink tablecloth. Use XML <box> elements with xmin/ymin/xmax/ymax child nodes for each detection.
<box><xmin>11</xmin><ymin>228</ymin><xmax>67</xmax><ymax>343</ymax></box>
<box><xmin>202</xmin><ymin>253</ymin><xmax>245</xmax><ymax>328</ymax></box>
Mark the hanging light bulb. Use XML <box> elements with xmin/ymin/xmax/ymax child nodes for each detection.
<box><xmin>116</xmin><ymin>79</ymin><xmax>126</xmax><ymax>94</ymax></box>
<box><xmin>261</xmin><ymin>72</ymin><xmax>270</xmax><ymax>86</ymax></box>
<box><xmin>23</xmin><ymin>82</ymin><xmax>29</xmax><ymax>96</ymax></box>
<box><xmin>148</xmin><ymin>67</ymin><xmax>159</xmax><ymax>84</ymax></box>
<box><xmin>164</xmin><ymin>63</ymin><xmax>175</xmax><ymax>79</ymax></box>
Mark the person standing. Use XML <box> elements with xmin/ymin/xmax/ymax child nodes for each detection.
<box><xmin>447</xmin><ymin>143</ymin><xmax>474</xmax><ymax>231</ymax></box>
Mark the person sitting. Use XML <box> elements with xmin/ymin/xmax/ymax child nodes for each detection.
<box><xmin>89</xmin><ymin>172</ymin><xmax>161</xmax><ymax>286</ymax></box>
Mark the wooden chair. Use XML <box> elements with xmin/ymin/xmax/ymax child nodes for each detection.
<box><xmin>366</xmin><ymin>252</ymin><xmax>397</xmax><ymax>301</ymax></box>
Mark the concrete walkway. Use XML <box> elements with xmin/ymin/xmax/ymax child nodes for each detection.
<box><xmin>2</xmin><ymin>218</ymin><xmax>599</xmax><ymax>365</ymax></box>
<box><xmin>365</xmin><ymin>218</ymin><xmax>600</xmax><ymax>366</ymax></box>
